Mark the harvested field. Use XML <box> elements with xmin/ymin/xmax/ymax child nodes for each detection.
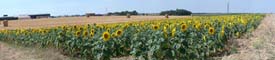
<box><xmin>0</xmin><ymin>16</ymin><xmax>186</xmax><ymax>30</ymax></box>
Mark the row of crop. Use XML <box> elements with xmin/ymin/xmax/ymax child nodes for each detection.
<box><xmin>0</xmin><ymin>14</ymin><xmax>264</xmax><ymax>60</ymax></box>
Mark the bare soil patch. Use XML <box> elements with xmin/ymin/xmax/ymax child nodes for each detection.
<box><xmin>222</xmin><ymin>14</ymin><xmax>275</xmax><ymax>60</ymax></box>
<box><xmin>0</xmin><ymin>42</ymin><xmax>71</xmax><ymax>60</ymax></box>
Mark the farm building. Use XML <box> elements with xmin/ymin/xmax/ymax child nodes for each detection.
<box><xmin>18</xmin><ymin>15</ymin><xmax>31</xmax><ymax>20</ymax></box>
<box><xmin>28</xmin><ymin>14</ymin><xmax>51</xmax><ymax>19</ymax></box>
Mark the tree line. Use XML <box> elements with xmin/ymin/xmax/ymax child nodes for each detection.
<box><xmin>107</xmin><ymin>9</ymin><xmax>192</xmax><ymax>16</ymax></box>
<box><xmin>160</xmin><ymin>9</ymin><xmax>192</xmax><ymax>15</ymax></box>
<box><xmin>107</xmin><ymin>10</ymin><xmax>138</xmax><ymax>16</ymax></box>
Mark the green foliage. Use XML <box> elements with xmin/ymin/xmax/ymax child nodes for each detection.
<box><xmin>0</xmin><ymin>14</ymin><xmax>264</xmax><ymax>60</ymax></box>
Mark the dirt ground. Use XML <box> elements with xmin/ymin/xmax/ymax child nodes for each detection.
<box><xmin>0</xmin><ymin>16</ymin><xmax>186</xmax><ymax>30</ymax></box>
<box><xmin>0</xmin><ymin>42</ymin><xmax>71</xmax><ymax>60</ymax></box>
<box><xmin>222</xmin><ymin>14</ymin><xmax>275</xmax><ymax>60</ymax></box>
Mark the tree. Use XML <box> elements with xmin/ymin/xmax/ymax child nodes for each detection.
<box><xmin>160</xmin><ymin>9</ymin><xmax>192</xmax><ymax>15</ymax></box>
<box><xmin>3</xmin><ymin>15</ymin><xmax>8</xmax><ymax>17</ymax></box>
<box><xmin>107</xmin><ymin>10</ymin><xmax>139</xmax><ymax>16</ymax></box>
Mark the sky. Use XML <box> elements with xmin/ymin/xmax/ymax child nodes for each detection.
<box><xmin>0</xmin><ymin>0</ymin><xmax>274</xmax><ymax>16</ymax></box>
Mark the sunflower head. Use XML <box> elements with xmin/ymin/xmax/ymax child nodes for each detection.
<box><xmin>181</xmin><ymin>24</ymin><xmax>187</xmax><ymax>32</ymax></box>
<box><xmin>163</xmin><ymin>27</ymin><xmax>168</xmax><ymax>38</ymax></box>
<box><xmin>89</xmin><ymin>31</ymin><xmax>94</xmax><ymax>38</ymax></box>
<box><xmin>78</xmin><ymin>27</ymin><xmax>83</xmax><ymax>31</ymax></box>
<box><xmin>194</xmin><ymin>23</ymin><xmax>201</xmax><ymax>30</ymax></box>
<box><xmin>91</xmin><ymin>29</ymin><xmax>95</xmax><ymax>33</ymax></box>
<box><xmin>236</xmin><ymin>32</ymin><xmax>240</xmax><ymax>38</ymax></box>
<box><xmin>62</xmin><ymin>26</ymin><xmax>66</xmax><ymax>30</ymax></box>
<box><xmin>152</xmin><ymin>25</ymin><xmax>159</xmax><ymax>30</ymax></box>
<box><xmin>116</xmin><ymin>29</ymin><xmax>123</xmax><ymax>37</ymax></box>
<box><xmin>171</xmin><ymin>28</ymin><xmax>176</xmax><ymax>37</ymax></box>
<box><xmin>42</xmin><ymin>30</ymin><xmax>47</xmax><ymax>35</ymax></box>
<box><xmin>163</xmin><ymin>26</ymin><xmax>167</xmax><ymax>32</ymax></box>
<box><xmin>123</xmin><ymin>24</ymin><xmax>129</xmax><ymax>29</ymax></box>
<box><xmin>209</xmin><ymin>27</ymin><xmax>215</xmax><ymax>35</ymax></box>
<box><xmin>57</xmin><ymin>31</ymin><xmax>62</xmax><ymax>35</ymax></box>
<box><xmin>75</xmin><ymin>31</ymin><xmax>81</xmax><ymax>37</ymax></box>
<box><xmin>220</xmin><ymin>30</ymin><xmax>225</xmax><ymax>36</ymax></box>
<box><xmin>83</xmin><ymin>31</ymin><xmax>88</xmax><ymax>37</ymax></box>
<box><xmin>107</xmin><ymin>28</ymin><xmax>110</xmax><ymax>32</ymax></box>
<box><xmin>73</xmin><ymin>25</ymin><xmax>77</xmax><ymax>29</ymax></box>
<box><xmin>165</xmin><ymin>24</ymin><xmax>169</xmax><ymax>28</ymax></box>
<box><xmin>102</xmin><ymin>31</ymin><xmax>111</xmax><ymax>42</ymax></box>
<box><xmin>204</xmin><ymin>23</ymin><xmax>210</xmax><ymax>28</ymax></box>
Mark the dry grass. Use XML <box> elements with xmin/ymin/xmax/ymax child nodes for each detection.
<box><xmin>0</xmin><ymin>16</ymin><xmax>186</xmax><ymax>30</ymax></box>
<box><xmin>222</xmin><ymin>14</ymin><xmax>275</xmax><ymax>60</ymax></box>
<box><xmin>0</xmin><ymin>42</ymin><xmax>72</xmax><ymax>60</ymax></box>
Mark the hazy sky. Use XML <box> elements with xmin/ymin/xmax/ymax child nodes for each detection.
<box><xmin>0</xmin><ymin>0</ymin><xmax>274</xmax><ymax>16</ymax></box>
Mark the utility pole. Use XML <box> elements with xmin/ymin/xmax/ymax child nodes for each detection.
<box><xmin>227</xmin><ymin>0</ymin><xmax>230</xmax><ymax>13</ymax></box>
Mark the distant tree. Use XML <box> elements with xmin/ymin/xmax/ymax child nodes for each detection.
<box><xmin>132</xmin><ymin>10</ymin><xmax>138</xmax><ymax>15</ymax></box>
<box><xmin>3</xmin><ymin>15</ymin><xmax>8</xmax><ymax>17</ymax></box>
<box><xmin>160</xmin><ymin>9</ymin><xmax>192</xmax><ymax>15</ymax></box>
<box><xmin>107</xmin><ymin>10</ymin><xmax>139</xmax><ymax>16</ymax></box>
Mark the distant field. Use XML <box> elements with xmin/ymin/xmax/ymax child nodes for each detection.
<box><xmin>0</xmin><ymin>16</ymin><xmax>187</xmax><ymax>30</ymax></box>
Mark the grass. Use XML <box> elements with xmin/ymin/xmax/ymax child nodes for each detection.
<box><xmin>252</xmin><ymin>38</ymin><xmax>265</xmax><ymax>49</ymax></box>
<box><xmin>0</xmin><ymin>41</ymin><xmax>77</xmax><ymax>60</ymax></box>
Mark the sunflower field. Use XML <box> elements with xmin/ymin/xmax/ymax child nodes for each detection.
<box><xmin>0</xmin><ymin>14</ymin><xmax>264</xmax><ymax>60</ymax></box>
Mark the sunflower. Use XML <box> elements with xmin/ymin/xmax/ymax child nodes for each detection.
<box><xmin>229</xmin><ymin>23</ymin><xmax>233</xmax><ymax>27</ymax></box>
<box><xmin>83</xmin><ymin>31</ymin><xmax>88</xmax><ymax>37</ymax></box>
<box><xmin>171</xmin><ymin>28</ymin><xmax>176</xmax><ymax>37</ymax></box>
<box><xmin>220</xmin><ymin>30</ymin><xmax>225</xmax><ymax>36</ymax></box>
<box><xmin>78</xmin><ymin>27</ymin><xmax>83</xmax><ymax>31</ymax></box>
<box><xmin>181</xmin><ymin>24</ymin><xmax>187</xmax><ymax>32</ymax></box>
<box><xmin>16</xmin><ymin>31</ymin><xmax>20</xmax><ymax>35</ymax></box>
<box><xmin>194</xmin><ymin>23</ymin><xmax>201</xmax><ymax>30</ymax></box>
<box><xmin>163</xmin><ymin>26</ymin><xmax>167</xmax><ymax>32</ymax></box>
<box><xmin>61</xmin><ymin>26</ymin><xmax>66</xmax><ymax>30</ymax></box>
<box><xmin>236</xmin><ymin>32</ymin><xmax>240</xmax><ymax>38</ymax></box>
<box><xmin>102</xmin><ymin>31</ymin><xmax>111</xmax><ymax>42</ymax></box>
<box><xmin>90</xmin><ymin>31</ymin><xmax>94</xmax><ymax>37</ymax></box>
<box><xmin>75</xmin><ymin>31</ymin><xmax>81</xmax><ymax>37</ymax></box>
<box><xmin>90</xmin><ymin>29</ymin><xmax>95</xmax><ymax>33</ymax></box>
<box><xmin>42</xmin><ymin>30</ymin><xmax>47</xmax><ymax>35</ymax></box>
<box><xmin>163</xmin><ymin>27</ymin><xmax>168</xmax><ymax>38</ymax></box>
<box><xmin>73</xmin><ymin>25</ymin><xmax>77</xmax><ymax>29</ymax></box>
<box><xmin>208</xmin><ymin>27</ymin><xmax>215</xmax><ymax>35</ymax></box>
<box><xmin>107</xmin><ymin>28</ymin><xmax>110</xmax><ymax>32</ymax></box>
<box><xmin>152</xmin><ymin>25</ymin><xmax>159</xmax><ymax>30</ymax></box>
<box><xmin>123</xmin><ymin>24</ymin><xmax>129</xmax><ymax>29</ymax></box>
<box><xmin>116</xmin><ymin>29</ymin><xmax>123</xmax><ymax>37</ymax></box>
<box><xmin>204</xmin><ymin>23</ymin><xmax>210</xmax><ymax>28</ymax></box>
<box><xmin>203</xmin><ymin>35</ymin><xmax>207</xmax><ymax>42</ymax></box>
<box><xmin>136</xmin><ymin>29</ymin><xmax>140</xmax><ymax>33</ymax></box>
<box><xmin>220</xmin><ymin>25</ymin><xmax>225</xmax><ymax>36</ymax></box>
<box><xmin>111</xmin><ymin>33</ymin><xmax>116</xmax><ymax>38</ymax></box>
<box><xmin>165</xmin><ymin>24</ymin><xmax>169</xmax><ymax>28</ymax></box>
<box><xmin>58</xmin><ymin>32</ymin><xmax>63</xmax><ymax>36</ymax></box>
